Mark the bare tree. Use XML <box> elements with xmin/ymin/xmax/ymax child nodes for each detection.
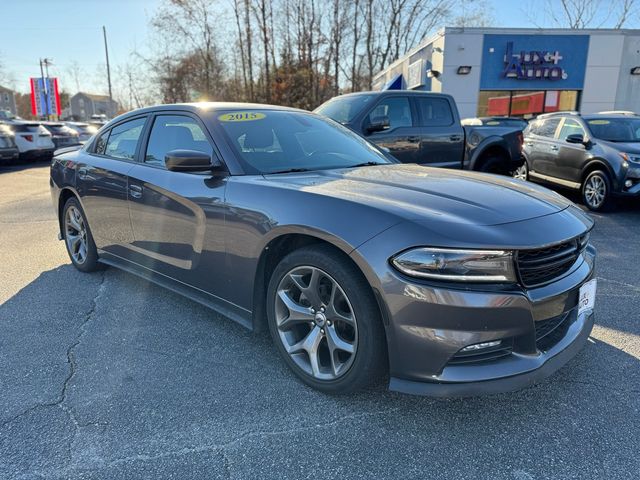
<box><xmin>528</xmin><ymin>0</ymin><xmax>637</xmax><ymax>28</ymax></box>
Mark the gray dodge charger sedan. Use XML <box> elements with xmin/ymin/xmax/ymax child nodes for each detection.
<box><xmin>50</xmin><ymin>103</ymin><xmax>597</xmax><ymax>396</ymax></box>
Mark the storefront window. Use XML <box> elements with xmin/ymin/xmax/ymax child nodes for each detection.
<box><xmin>477</xmin><ymin>90</ymin><xmax>580</xmax><ymax>118</ymax></box>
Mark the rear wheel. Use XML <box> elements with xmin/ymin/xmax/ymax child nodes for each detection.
<box><xmin>63</xmin><ymin>197</ymin><xmax>100</xmax><ymax>272</ymax></box>
<box><xmin>511</xmin><ymin>161</ymin><xmax>528</xmax><ymax>181</ymax></box>
<box><xmin>582</xmin><ymin>170</ymin><xmax>612</xmax><ymax>211</ymax></box>
<box><xmin>266</xmin><ymin>245</ymin><xmax>386</xmax><ymax>394</ymax></box>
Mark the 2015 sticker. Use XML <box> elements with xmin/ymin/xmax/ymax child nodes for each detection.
<box><xmin>218</xmin><ymin>112</ymin><xmax>266</xmax><ymax>122</ymax></box>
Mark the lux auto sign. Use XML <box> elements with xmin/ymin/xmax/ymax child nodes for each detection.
<box><xmin>502</xmin><ymin>41</ymin><xmax>567</xmax><ymax>81</ymax></box>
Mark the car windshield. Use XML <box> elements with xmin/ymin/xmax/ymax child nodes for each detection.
<box><xmin>314</xmin><ymin>94</ymin><xmax>375</xmax><ymax>124</ymax></box>
<box><xmin>215</xmin><ymin>110</ymin><xmax>393</xmax><ymax>174</ymax></box>
<box><xmin>586</xmin><ymin>117</ymin><xmax>640</xmax><ymax>142</ymax></box>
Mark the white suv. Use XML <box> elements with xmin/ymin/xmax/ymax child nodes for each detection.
<box><xmin>11</xmin><ymin>122</ymin><xmax>55</xmax><ymax>160</ymax></box>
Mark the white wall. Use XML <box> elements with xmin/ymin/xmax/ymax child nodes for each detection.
<box><xmin>614</xmin><ymin>35</ymin><xmax>640</xmax><ymax>112</ymax></box>
<box><xmin>440</xmin><ymin>33</ymin><xmax>484</xmax><ymax>118</ymax></box>
<box><xmin>581</xmin><ymin>34</ymin><xmax>625</xmax><ymax>113</ymax></box>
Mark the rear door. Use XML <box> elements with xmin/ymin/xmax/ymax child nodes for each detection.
<box><xmin>361</xmin><ymin>95</ymin><xmax>421</xmax><ymax>164</ymax></box>
<box><xmin>125</xmin><ymin>112</ymin><xmax>228</xmax><ymax>297</ymax></box>
<box><xmin>528</xmin><ymin>117</ymin><xmax>561</xmax><ymax>176</ymax></box>
<box><xmin>555</xmin><ymin>118</ymin><xmax>589</xmax><ymax>182</ymax></box>
<box><xmin>75</xmin><ymin>116</ymin><xmax>147</xmax><ymax>256</ymax></box>
<box><xmin>412</xmin><ymin>95</ymin><xmax>464</xmax><ymax>168</ymax></box>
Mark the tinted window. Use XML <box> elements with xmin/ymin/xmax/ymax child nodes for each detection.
<box><xmin>415</xmin><ymin>97</ymin><xmax>453</xmax><ymax>126</ymax></box>
<box><xmin>104</xmin><ymin>117</ymin><xmax>146</xmax><ymax>160</ymax></box>
<box><xmin>558</xmin><ymin>119</ymin><xmax>586</xmax><ymax>141</ymax></box>
<box><xmin>587</xmin><ymin>118</ymin><xmax>640</xmax><ymax>142</ymax></box>
<box><xmin>94</xmin><ymin>130</ymin><xmax>109</xmax><ymax>154</ymax></box>
<box><xmin>367</xmin><ymin>97</ymin><xmax>413</xmax><ymax>130</ymax></box>
<box><xmin>536</xmin><ymin>118</ymin><xmax>561</xmax><ymax>138</ymax></box>
<box><xmin>215</xmin><ymin>110</ymin><xmax>392</xmax><ymax>174</ymax></box>
<box><xmin>314</xmin><ymin>94</ymin><xmax>375</xmax><ymax>124</ymax></box>
<box><xmin>145</xmin><ymin>115</ymin><xmax>213</xmax><ymax>167</ymax></box>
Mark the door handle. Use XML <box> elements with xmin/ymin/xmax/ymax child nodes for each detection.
<box><xmin>550</xmin><ymin>145</ymin><xmax>559</xmax><ymax>151</ymax></box>
<box><xmin>129</xmin><ymin>184</ymin><xmax>143</xmax><ymax>199</ymax></box>
<box><xmin>407</xmin><ymin>136</ymin><xmax>420</xmax><ymax>143</ymax></box>
<box><xmin>449</xmin><ymin>135</ymin><xmax>463</xmax><ymax>142</ymax></box>
<box><xmin>526</xmin><ymin>142</ymin><xmax>534</xmax><ymax>146</ymax></box>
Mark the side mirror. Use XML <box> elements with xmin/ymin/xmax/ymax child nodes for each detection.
<box><xmin>165</xmin><ymin>149</ymin><xmax>216</xmax><ymax>172</ymax></box>
<box><xmin>367</xmin><ymin>116</ymin><xmax>390</xmax><ymax>133</ymax></box>
<box><xmin>566</xmin><ymin>133</ymin><xmax>586</xmax><ymax>145</ymax></box>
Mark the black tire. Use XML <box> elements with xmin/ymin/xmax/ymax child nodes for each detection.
<box><xmin>62</xmin><ymin>197</ymin><xmax>101</xmax><ymax>272</ymax></box>
<box><xmin>478</xmin><ymin>156</ymin><xmax>507</xmax><ymax>175</ymax></box>
<box><xmin>582</xmin><ymin>170</ymin><xmax>612</xmax><ymax>212</ymax></box>
<box><xmin>266</xmin><ymin>244</ymin><xmax>387</xmax><ymax>394</ymax></box>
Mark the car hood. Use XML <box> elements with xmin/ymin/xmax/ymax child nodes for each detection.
<box><xmin>597</xmin><ymin>140</ymin><xmax>640</xmax><ymax>154</ymax></box>
<box><xmin>265</xmin><ymin>164</ymin><xmax>572</xmax><ymax>226</ymax></box>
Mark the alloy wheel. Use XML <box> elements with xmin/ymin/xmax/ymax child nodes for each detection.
<box><xmin>512</xmin><ymin>163</ymin><xmax>528</xmax><ymax>181</ymax></box>
<box><xmin>274</xmin><ymin>266</ymin><xmax>358</xmax><ymax>381</ymax></box>
<box><xmin>584</xmin><ymin>174</ymin><xmax>607</xmax><ymax>209</ymax></box>
<box><xmin>65</xmin><ymin>206</ymin><xmax>88</xmax><ymax>264</ymax></box>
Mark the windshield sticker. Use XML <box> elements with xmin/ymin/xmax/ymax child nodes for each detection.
<box><xmin>588</xmin><ymin>120</ymin><xmax>610</xmax><ymax>125</ymax></box>
<box><xmin>219</xmin><ymin>112</ymin><xmax>266</xmax><ymax>122</ymax></box>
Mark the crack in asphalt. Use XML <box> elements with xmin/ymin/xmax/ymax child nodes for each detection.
<box><xmin>0</xmin><ymin>271</ymin><xmax>107</xmax><ymax>471</ymax></box>
<box><xmin>32</xmin><ymin>407</ymin><xmax>401</xmax><ymax>478</ymax></box>
<box><xmin>596</xmin><ymin>276</ymin><xmax>640</xmax><ymax>292</ymax></box>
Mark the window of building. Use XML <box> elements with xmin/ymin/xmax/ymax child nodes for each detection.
<box><xmin>366</xmin><ymin>97</ymin><xmax>413</xmax><ymax>130</ymax></box>
<box><xmin>104</xmin><ymin>117</ymin><xmax>146</xmax><ymax>160</ymax></box>
<box><xmin>477</xmin><ymin>90</ymin><xmax>580</xmax><ymax>118</ymax></box>
<box><xmin>145</xmin><ymin>115</ymin><xmax>213</xmax><ymax>167</ymax></box>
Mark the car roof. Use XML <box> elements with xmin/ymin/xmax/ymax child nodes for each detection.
<box><xmin>326</xmin><ymin>90</ymin><xmax>449</xmax><ymax>99</ymax></box>
<box><xmin>582</xmin><ymin>113</ymin><xmax>639</xmax><ymax>120</ymax></box>
<box><xmin>119</xmin><ymin>102</ymin><xmax>306</xmax><ymax>117</ymax></box>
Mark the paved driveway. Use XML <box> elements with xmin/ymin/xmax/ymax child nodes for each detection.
<box><xmin>1</xmin><ymin>164</ymin><xmax>639</xmax><ymax>479</ymax></box>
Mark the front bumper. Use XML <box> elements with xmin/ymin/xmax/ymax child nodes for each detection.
<box><xmin>358</xmin><ymin>237</ymin><xmax>596</xmax><ymax>396</ymax></box>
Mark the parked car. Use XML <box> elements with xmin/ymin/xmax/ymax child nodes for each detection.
<box><xmin>517</xmin><ymin>111</ymin><xmax>640</xmax><ymax>211</ymax></box>
<box><xmin>51</xmin><ymin>103</ymin><xmax>596</xmax><ymax>396</ymax></box>
<box><xmin>42</xmin><ymin>122</ymin><xmax>81</xmax><ymax>149</ymax></box>
<box><xmin>0</xmin><ymin>122</ymin><xmax>19</xmax><ymax>164</ymax></box>
<box><xmin>10</xmin><ymin>121</ymin><xmax>55</xmax><ymax>160</ymax></box>
<box><xmin>64</xmin><ymin>122</ymin><xmax>98</xmax><ymax>143</ymax></box>
<box><xmin>315</xmin><ymin>91</ymin><xmax>523</xmax><ymax>174</ymax></box>
<box><xmin>462</xmin><ymin>116</ymin><xmax>529</xmax><ymax>130</ymax></box>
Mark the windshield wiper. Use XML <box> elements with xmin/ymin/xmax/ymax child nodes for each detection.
<box><xmin>268</xmin><ymin>168</ymin><xmax>312</xmax><ymax>174</ymax></box>
<box><xmin>348</xmin><ymin>161</ymin><xmax>385</xmax><ymax>168</ymax></box>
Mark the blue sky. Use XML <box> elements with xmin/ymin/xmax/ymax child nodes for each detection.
<box><xmin>0</xmin><ymin>0</ymin><xmax>636</xmax><ymax>95</ymax></box>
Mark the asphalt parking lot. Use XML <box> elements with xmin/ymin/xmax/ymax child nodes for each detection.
<box><xmin>1</xmin><ymin>163</ymin><xmax>639</xmax><ymax>480</ymax></box>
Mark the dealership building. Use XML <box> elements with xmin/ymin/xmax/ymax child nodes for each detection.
<box><xmin>373</xmin><ymin>27</ymin><xmax>640</xmax><ymax>119</ymax></box>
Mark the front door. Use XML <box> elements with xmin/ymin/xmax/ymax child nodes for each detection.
<box><xmin>529</xmin><ymin>117</ymin><xmax>561</xmax><ymax>177</ymax></box>
<box><xmin>125</xmin><ymin>113</ymin><xmax>228</xmax><ymax>298</ymax></box>
<box><xmin>555</xmin><ymin>118</ymin><xmax>589</xmax><ymax>183</ymax></box>
<box><xmin>362</xmin><ymin>96</ymin><xmax>421</xmax><ymax>164</ymax></box>
<box><xmin>75</xmin><ymin>116</ymin><xmax>147</xmax><ymax>256</ymax></box>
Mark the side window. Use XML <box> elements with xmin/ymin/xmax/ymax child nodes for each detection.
<box><xmin>537</xmin><ymin>118</ymin><xmax>561</xmax><ymax>138</ymax></box>
<box><xmin>104</xmin><ymin>117</ymin><xmax>146</xmax><ymax>160</ymax></box>
<box><xmin>558</xmin><ymin>119</ymin><xmax>586</xmax><ymax>141</ymax></box>
<box><xmin>94</xmin><ymin>130</ymin><xmax>109</xmax><ymax>154</ymax></box>
<box><xmin>367</xmin><ymin>97</ymin><xmax>413</xmax><ymax>131</ymax></box>
<box><xmin>145</xmin><ymin>115</ymin><xmax>214</xmax><ymax>167</ymax></box>
<box><xmin>415</xmin><ymin>97</ymin><xmax>453</xmax><ymax>127</ymax></box>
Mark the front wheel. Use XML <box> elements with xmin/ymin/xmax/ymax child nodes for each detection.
<box><xmin>582</xmin><ymin>170</ymin><xmax>612</xmax><ymax>211</ymax></box>
<box><xmin>266</xmin><ymin>245</ymin><xmax>386</xmax><ymax>394</ymax></box>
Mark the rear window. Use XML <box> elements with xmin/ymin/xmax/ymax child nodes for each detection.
<box><xmin>415</xmin><ymin>97</ymin><xmax>453</xmax><ymax>127</ymax></box>
<box><xmin>45</xmin><ymin>124</ymin><xmax>75</xmax><ymax>135</ymax></box>
<box><xmin>314</xmin><ymin>94</ymin><xmax>375</xmax><ymax>124</ymax></box>
<box><xmin>530</xmin><ymin>118</ymin><xmax>561</xmax><ymax>138</ymax></box>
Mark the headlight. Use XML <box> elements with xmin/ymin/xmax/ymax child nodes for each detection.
<box><xmin>391</xmin><ymin>247</ymin><xmax>516</xmax><ymax>282</ymax></box>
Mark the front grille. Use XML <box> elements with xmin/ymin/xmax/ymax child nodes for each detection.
<box><xmin>448</xmin><ymin>341</ymin><xmax>513</xmax><ymax>365</ymax></box>
<box><xmin>535</xmin><ymin>312</ymin><xmax>572</xmax><ymax>351</ymax></box>
<box><xmin>516</xmin><ymin>235</ymin><xmax>588</xmax><ymax>288</ymax></box>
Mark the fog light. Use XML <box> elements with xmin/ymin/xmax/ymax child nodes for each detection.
<box><xmin>625</xmin><ymin>179</ymin><xmax>633</xmax><ymax>188</ymax></box>
<box><xmin>460</xmin><ymin>340</ymin><xmax>502</xmax><ymax>352</ymax></box>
